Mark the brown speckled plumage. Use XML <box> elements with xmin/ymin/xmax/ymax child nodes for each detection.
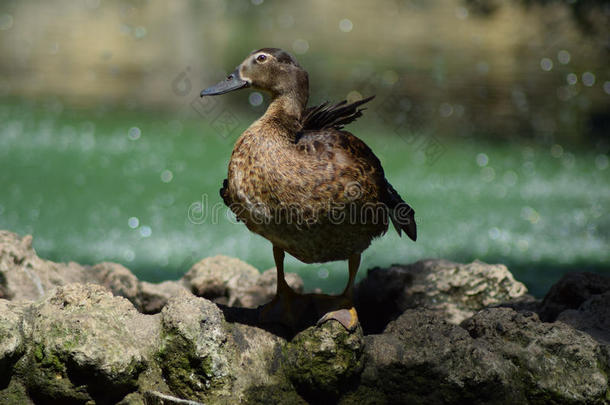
<box><xmin>225</xmin><ymin>117</ymin><xmax>392</xmax><ymax>263</ymax></box>
<box><xmin>203</xmin><ymin>48</ymin><xmax>416</xmax><ymax>330</ymax></box>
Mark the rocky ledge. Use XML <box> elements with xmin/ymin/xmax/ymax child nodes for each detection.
<box><xmin>0</xmin><ymin>230</ymin><xmax>608</xmax><ymax>404</ymax></box>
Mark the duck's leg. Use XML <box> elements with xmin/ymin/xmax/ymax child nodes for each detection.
<box><xmin>259</xmin><ymin>246</ymin><xmax>299</xmax><ymax>325</ymax></box>
<box><xmin>273</xmin><ymin>245</ymin><xmax>291</xmax><ymax>296</ymax></box>
<box><xmin>317</xmin><ymin>253</ymin><xmax>360</xmax><ymax>331</ymax></box>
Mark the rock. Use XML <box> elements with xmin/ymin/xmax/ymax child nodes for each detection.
<box><xmin>556</xmin><ymin>291</ymin><xmax>610</xmax><ymax>344</ymax></box>
<box><xmin>355</xmin><ymin>309</ymin><xmax>518</xmax><ymax>404</ymax></box>
<box><xmin>182</xmin><ymin>255</ymin><xmax>260</xmax><ymax>305</ymax></box>
<box><xmin>90</xmin><ymin>262</ymin><xmax>140</xmax><ymax>302</ymax></box>
<box><xmin>0</xmin><ymin>379</ymin><xmax>33</xmax><ymax>405</ymax></box>
<box><xmin>462</xmin><ymin>307</ymin><xmax>609</xmax><ymax>404</ymax></box>
<box><xmin>229</xmin><ymin>322</ymin><xmax>303</xmax><ymax>404</ymax></box>
<box><xmin>539</xmin><ymin>272</ymin><xmax>610</xmax><ymax>322</ymax></box>
<box><xmin>0</xmin><ymin>230</ymin><xmax>608</xmax><ymax>404</ymax></box>
<box><xmin>240</xmin><ymin>268</ymin><xmax>304</xmax><ymax>308</ymax></box>
<box><xmin>0</xmin><ymin>231</ymin><xmax>87</xmax><ymax>301</ymax></box>
<box><xmin>284</xmin><ymin>322</ymin><xmax>364</xmax><ymax>402</ymax></box>
<box><xmin>2</xmin><ymin>232</ymin><xmax>309</xmax><ymax>315</ymax></box>
<box><xmin>182</xmin><ymin>256</ymin><xmax>304</xmax><ymax>309</ymax></box>
<box><xmin>355</xmin><ymin>259</ymin><xmax>528</xmax><ymax>333</ymax></box>
<box><xmin>0</xmin><ymin>300</ymin><xmax>26</xmax><ymax>388</ymax></box>
<box><xmin>85</xmin><ymin>262</ymin><xmax>193</xmax><ymax>315</ymax></box>
<box><xmin>138</xmin><ymin>280</ymin><xmax>190</xmax><ymax>314</ymax></box>
<box><xmin>22</xmin><ymin>283</ymin><xmax>159</xmax><ymax>404</ymax></box>
<box><xmin>157</xmin><ymin>292</ymin><xmax>234</xmax><ymax>402</ymax></box>
<box><xmin>0</xmin><ymin>231</ymin><xmax>193</xmax><ymax>313</ymax></box>
<box><xmin>151</xmin><ymin>292</ymin><xmax>304</xmax><ymax>404</ymax></box>
<box><xmin>354</xmin><ymin>307</ymin><xmax>609</xmax><ymax>404</ymax></box>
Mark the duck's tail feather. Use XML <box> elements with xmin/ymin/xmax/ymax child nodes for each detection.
<box><xmin>384</xmin><ymin>181</ymin><xmax>417</xmax><ymax>241</ymax></box>
<box><xmin>302</xmin><ymin>95</ymin><xmax>375</xmax><ymax>131</ymax></box>
<box><xmin>220</xmin><ymin>178</ymin><xmax>231</xmax><ymax>207</ymax></box>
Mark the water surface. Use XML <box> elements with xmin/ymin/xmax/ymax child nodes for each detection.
<box><xmin>1</xmin><ymin>101</ymin><xmax>608</xmax><ymax>297</ymax></box>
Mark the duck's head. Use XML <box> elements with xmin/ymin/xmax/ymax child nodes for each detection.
<box><xmin>201</xmin><ymin>48</ymin><xmax>308</xmax><ymax>102</ymax></box>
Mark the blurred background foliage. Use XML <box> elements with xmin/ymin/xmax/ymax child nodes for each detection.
<box><xmin>0</xmin><ymin>0</ymin><xmax>608</xmax><ymax>296</ymax></box>
<box><xmin>1</xmin><ymin>0</ymin><xmax>608</xmax><ymax>142</ymax></box>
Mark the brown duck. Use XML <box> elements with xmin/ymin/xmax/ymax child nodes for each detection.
<box><xmin>201</xmin><ymin>48</ymin><xmax>416</xmax><ymax>331</ymax></box>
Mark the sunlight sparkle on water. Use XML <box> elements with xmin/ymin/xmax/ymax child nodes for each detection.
<box><xmin>128</xmin><ymin>126</ymin><xmax>141</xmax><ymax>140</ymax></box>
<box><xmin>140</xmin><ymin>226</ymin><xmax>152</xmax><ymax>238</ymax></box>
<box><xmin>476</xmin><ymin>153</ymin><xmax>489</xmax><ymax>167</ymax></box>
<box><xmin>160</xmin><ymin>169</ymin><xmax>173</xmax><ymax>183</ymax></box>
<box><xmin>550</xmin><ymin>144</ymin><xmax>563</xmax><ymax>158</ymax></box>
<box><xmin>318</xmin><ymin>268</ymin><xmax>329</xmax><ymax>279</ymax></box>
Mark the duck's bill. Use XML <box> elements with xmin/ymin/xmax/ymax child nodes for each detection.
<box><xmin>200</xmin><ymin>69</ymin><xmax>250</xmax><ymax>96</ymax></box>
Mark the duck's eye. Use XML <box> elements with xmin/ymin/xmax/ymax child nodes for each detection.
<box><xmin>256</xmin><ymin>54</ymin><xmax>267</xmax><ymax>63</ymax></box>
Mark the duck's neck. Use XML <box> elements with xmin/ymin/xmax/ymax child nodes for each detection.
<box><xmin>262</xmin><ymin>90</ymin><xmax>308</xmax><ymax>134</ymax></box>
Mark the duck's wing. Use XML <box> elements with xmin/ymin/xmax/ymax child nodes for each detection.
<box><xmin>295</xmin><ymin>126</ymin><xmax>417</xmax><ymax>242</ymax></box>
<box><xmin>302</xmin><ymin>95</ymin><xmax>375</xmax><ymax>131</ymax></box>
<box><xmin>294</xmin><ymin>128</ymin><xmax>416</xmax><ymax>241</ymax></box>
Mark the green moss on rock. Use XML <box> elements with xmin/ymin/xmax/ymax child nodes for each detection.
<box><xmin>0</xmin><ymin>379</ymin><xmax>34</xmax><ymax>405</ymax></box>
<box><xmin>243</xmin><ymin>383</ymin><xmax>307</xmax><ymax>405</ymax></box>
<box><xmin>157</xmin><ymin>332</ymin><xmax>216</xmax><ymax>400</ymax></box>
<box><xmin>158</xmin><ymin>293</ymin><xmax>235</xmax><ymax>402</ymax></box>
<box><xmin>0</xmin><ymin>300</ymin><xmax>26</xmax><ymax>389</ymax></box>
<box><xmin>26</xmin><ymin>344</ymin><xmax>92</xmax><ymax>405</ymax></box>
<box><xmin>23</xmin><ymin>284</ymin><xmax>153</xmax><ymax>404</ymax></box>
<box><xmin>284</xmin><ymin>322</ymin><xmax>364</xmax><ymax>402</ymax></box>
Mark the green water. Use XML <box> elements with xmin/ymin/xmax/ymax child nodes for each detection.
<box><xmin>1</xmin><ymin>100</ymin><xmax>608</xmax><ymax>297</ymax></box>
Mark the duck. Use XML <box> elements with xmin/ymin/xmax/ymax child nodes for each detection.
<box><xmin>201</xmin><ymin>48</ymin><xmax>416</xmax><ymax>332</ymax></box>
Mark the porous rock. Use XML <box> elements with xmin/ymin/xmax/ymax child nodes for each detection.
<box><xmin>538</xmin><ymin>271</ymin><xmax>610</xmax><ymax>322</ymax></box>
<box><xmin>463</xmin><ymin>307</ymin><xmax>609</xmax><ymax>404</ymax></box>
<box><xmin>23</xmin><ymin>283</ymin><xmax>158</xmax><ymax>404</ymax></box>
<box><xmin>0</xmin><ymin>230</ymin><xmax>608</xmax><ymax>404</ymax></box>
<box><xmin>355</xmin><ymin>259</ymin><xmax>529</xmax><ymax>333</ymax></box>
<box><xmin>556</xmin><ymin>291</ymin><xmax>610</xmax><ymax>344</ymax></box>
<box><xmin>182</xmin><ymin>256</ymin><xmax>303</xmax><ymax>308</ymax></box>
<box><xmin>0</xmin><ymin>231</ymin><xmax>87</xmax><ymax>301</ymax></box>
<box><xmin>284</xmin><ymin>322</ymin><xmax>364</xmax><ymax>402</ymax></box>
<box><xmin>0</xmin><ymin>300</ymin><xmax>26</xmax><ymax>388</ymax></box>
<box><xmin>0</xmin><ymin>231</ymin><xmax>305</xmax><ymax>315</ymax></box>
<box><xmin>351</xmin><ymin>307</ymin><xmax>609</xmax><ymax>404</ymax></box>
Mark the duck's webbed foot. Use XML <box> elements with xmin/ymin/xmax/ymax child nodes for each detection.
<box><xmin>317</xmin><ymin>307</ymin><xmax>359</xmax><ymax>332</ymax></box>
